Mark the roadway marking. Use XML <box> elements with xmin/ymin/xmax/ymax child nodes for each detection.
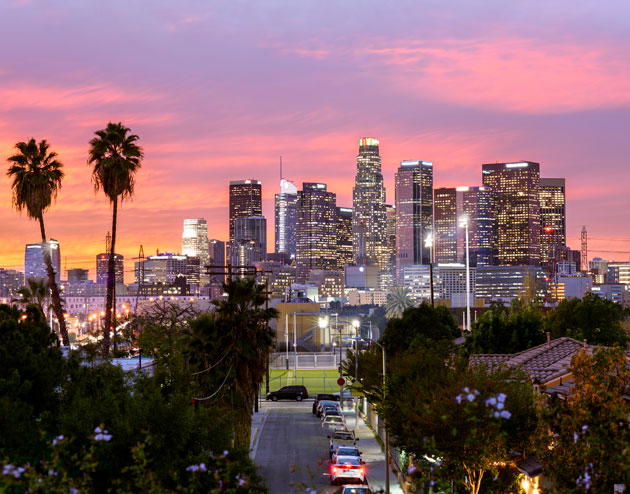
<box><xmin>250</xmin><ymin>408</ymin><xmax>270</xmax><ymax>461</ymax></box>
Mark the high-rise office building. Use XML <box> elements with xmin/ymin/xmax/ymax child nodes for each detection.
<box><xmin>229</xmin><ymin>180</ymin><xmax>262</xmax><ymax>248</ymax></box>
<box><xmin>352</xmin><ymin>138</ymin><xmax>388</xmax><ymax>269</ymax></box>
<box><xmin>386</xmin><ymin>205</ymin><xmax>396</xmax><ymax>267</ymax></box>
<box><xmin>336</xmin><ymin>207</ymin><xmax>353</xmax><ymax>270</ymax></box>
<box><xmin>434</xmin><ymin>186</ymin><xmax>493</xmax><ymax>266</ymax></box>
<box><xmin>482</xmin><ymin>162</ymin><xmax>541</xmax><ymax>266</ymax></box>
<box><xmin>275</xmin><ymin>179</ymin><xmax>298</xmax><ymax>258</ymax></box>
<box><xmin>96</xmin><ymin>253</ymin><xmax>124</xmax><ymax>284</ymax></box>
<box><xmin>182</xmin><ymin>219</ymin><xmax>210</xmax><ymax>261</ymax></box>
<box><xmin>67</xmin><ymin>268</ymin><xmax>89</xmax><ymax>284</ymax></box>
<box><xmin>24</xmin><ymin>239</ymin><xmax>61</xmax><ymax>283</ymax></box>
<box><xmin>296</xmin><ymin>183</ymin><xmax>337</xmax><ymax>282</ymax></box>
<box><xmin>135</xmin><ymin>253</ymin><xmax>188</xmax><ymax>284</ymax></box>
<box><xmin>539</xmin><ymin>178</ymin><xmax>566</xmax><ymax>264</ymax></box>
<box><xmin>231</xmin><ymin>216</ymin><xmax>267</xmax><ymax>267</ymax></box>
<box><xmin>395</xmin><ymin>160</ymin><xmax>433</xmax><ymax>276</ymax></box>
<box><xmin>208</xmin><ymin>239</ymin><xmax>225</xmax><ymax>286</ymax></box>
<box><xmin>0</xmin><ymin>269</ymin><xmax>24</xmax><ymax>298</ymax></box>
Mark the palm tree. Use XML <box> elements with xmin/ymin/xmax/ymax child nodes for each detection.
<box><xmin>88</xmin><ymin>122</ymin><xmax>143</xmax><ymax>355</ymax></box>
<box><xmin>213</xmin><ymin>277</ymin><xmax>277</xmax><ymax>448</ymax></box>
<box><xmin>14</xmin><ymin>278</ymin><xmax>50</xmax><ymax>313</ymax></box>
<box><xmin>386</xmin><ymin>286</ymin><xmax>414</xmax><ymax>319</ymax></box>
<box><xmin>7</xmin><ymin>139</ymin><xmax>69</xmax><ymax>345</ymax></box>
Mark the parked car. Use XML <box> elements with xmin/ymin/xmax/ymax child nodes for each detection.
<box><xmin>328</xmin><ymin>429</ymin><xmax>358</xmax><ymax>458</ymax></box>
<box><xmin>317</xmin><ymin>400</ymin><xmax>340</xmax><ymax>417</ymax></box>
<box><xmin>322</xmin><ymin>415</ymin><xmax>347</xmax><ymax>431</ymax></box>
<box><xmin>313</xmin><ymin>393</ymin><xmax>340</xmax><ymax>414</ymax></box>
<box><xmin>266</xmin><ymin>385</ymin><xmax>309</xmax><ymax>401</ymax></box>
<box><xmin>340</xmin><ymin>485</ymin><xmax>371</xmax><ymax>494</ymax></box>
<box><xmin>321</xmin><ymin>409</ymin><xmax>343</xmax><ymax>422</ymax></box>
<box><xmin>330</xmin><ymin>456</ymin><xmax>366</xmax><ymax>485</ymax></box>
<box><xmin>332</xmin><ymin>445</ymin><xmax>362</xmax><ymax>464</ymax></box>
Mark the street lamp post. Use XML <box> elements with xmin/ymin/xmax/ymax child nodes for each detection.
<box><xmin>459</xmin><ymin>215</ymin><xmax>471</xmax><ymax>332</ymax></box>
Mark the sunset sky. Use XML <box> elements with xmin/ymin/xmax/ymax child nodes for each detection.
<box><xmin>1</xmin><ymin>0</ymin><xmax>630</xmax><ymax>281</ymax></box>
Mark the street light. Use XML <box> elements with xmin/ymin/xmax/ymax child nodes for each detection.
<box><xmin>459</xmin><ymin>215</ymin><xmax>471</xmax><ymax>333</ymax></box>
<box><xmin>349</xmin><ymin>336</ymin><xmax>389</xmax><ymax>494</ymax></box>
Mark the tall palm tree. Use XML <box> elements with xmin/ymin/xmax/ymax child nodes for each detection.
<box><xmin>88</xmin><ymin>122</ymin><xmax>143</xmax><ymax>355</ymax></box>
<box><xmin>7</xmin><ymin>139</ymin><xmax>69</xmax><ymax>345</ymax></box>
<box><xmin>213</xmin><ymin>277</ymin><xmax>277</xmax><ymax>448</ymax></box>
<box><xmin>386</xmin><ymin>286</ymin><xmax>414</xmax><ymax>319</ymax></box>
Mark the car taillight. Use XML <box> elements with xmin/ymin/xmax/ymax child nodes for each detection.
<box><xmin>332</xmin><ymin>466</ymin><xmax>337</xmax><ymax>474</ymax></box>
<box><xmin>360</xmin><ymin>466</ymin><xmax>365</xmax><ymax>475</ymax></box>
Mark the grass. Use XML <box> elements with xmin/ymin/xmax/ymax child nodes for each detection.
<box><xmin>263</xmin><ymin>368</ymin><xmax>343</xmax><ymax>395</ymax></box>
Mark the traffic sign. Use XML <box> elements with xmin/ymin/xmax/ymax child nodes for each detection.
<box><xmin>337</xmin><ymin>377</ymin><xmax>345</xmax><ymax>386</ymax></box>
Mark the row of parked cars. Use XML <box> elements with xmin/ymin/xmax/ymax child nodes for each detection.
<box><xmin>312</xmin><ymin>393</ymin><xmax>371</xmax><ymax>493</ymax></box>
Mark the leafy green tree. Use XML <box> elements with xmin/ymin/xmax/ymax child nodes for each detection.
<box><xmin>468</xmin><ymin>300</ymin><xmax>546</xmax><ymax>354</ymax></box>
<box><xmin>88</xmin><ymin>122</ymin><xmax>143</xmax><ymax>354</ymax></box>
<box><xmin>385</xmin><ymin>287</ymin><xmax>414</xmax><ymax>319</ymax></box>
<box><xmin>381</xmin><ymin>303</ymin><xmax>459</xmax><ymax>357</ymax></box>
<box><xmin>545</xmin><ymin>292</ymin><xmax>628</xmax><ymax>346</ymax></box>
<box><xmin>212</xmin><ymin>277</ymin><xmax>278</xmax><ymax>448</ymax></box>
<box><xmin>6</xmin><ymin>138</ymin><xmax>69</xmax><ymax>345</ymax></box>
<box><xmin>14</xmin><ymin>278</ymin><xmax>50</xmax><ymax>313</ymax></box>
<box><xmin>0</xmin><ymin>304</ymin><xmax>63</xmax><ymax>463</ymax></box>
<box><xmin>381</xmin><ymin>351</ymin><xmax>538</xmax><ymax>494</ymax></box>
<box><xmin>538</xmin><ymin>348</ymin><xmax>630</xmax><ymax>492</ymax></box>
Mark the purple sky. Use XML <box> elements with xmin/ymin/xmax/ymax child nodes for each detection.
<box><xmin>1</xmin><ymin>0</ymin><xmax>630</xmax><ymax>278</ymax></box>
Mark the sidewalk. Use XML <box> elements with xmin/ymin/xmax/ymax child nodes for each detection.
<box><xmin>249</xmin><ymin>408</ymin><xmax>269</xmax><ymax>460</ymax></box>
<box><xmin>342</xmin><ymin>405</ymin><xmax>404</xmax><ymax>494</ymax></box>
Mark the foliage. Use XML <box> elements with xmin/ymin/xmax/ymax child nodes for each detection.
<box><xmin>380</xmin><ymin>350</ymin><xmax>537</xmax><ymax>494</ymax></box>
<box><xmin>545</xmin><ymin>292</ymin><xmax>628</xmax><ymax>347</ymax></box>
<box><xmin>380</xmin><ymin>303</ymin><xmax>459</xmax><ymax>357</ymax></box>
<box><xmin>467</xmin><ymin>300</ymin><xmax>546</xmax><ymax>354</ymax></box>
<box><xmin>88</xmin><ymin>121</ymin><xmax>143</xmax><ymax>354</ymax></box>
<box><xmin>13</xmin><ymin>278</ymin><xmax>50</xmax><ymax>313</ymax></box>
<box><xmin>385</xmin><ymin>287</ymin><xmax>414</xmax><ymax>319</ymax></box>
<box><xmin>538</xmin><ymin>347</ymin><xmax>630</xmax><ymax>492</ymax></box>
<box><xmin>6</xmin><ymin>138</ymin><xmax>68</xmax><ymax>345</ymax></box>
<box><xmin>0</xmin><ymin>303</ymin><xmax>267</xmax><ymax>493</ymax></box>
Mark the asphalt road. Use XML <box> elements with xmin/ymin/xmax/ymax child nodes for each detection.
<box><xmin>254</xmin><ymin>401</ymin><xmax>336</xmax><ymax>493</ymax></box>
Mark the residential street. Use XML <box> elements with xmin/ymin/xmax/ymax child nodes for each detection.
<box><xmin>252</xmin><ymin>400</ymin><xmax>403</xmax><ymax>494</ymax></box>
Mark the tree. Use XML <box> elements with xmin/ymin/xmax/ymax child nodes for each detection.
<box><xmin>385</xmin><ymin>287</ymin><xmax>414</xmax><ymax>319</ymax></box>
<box><xmin>381</xmin><ymin>351</ymin><xmax>538</xmax><ymax>494</ymax></box>
<box><xmin>88</xmin><ymin>123</ymin><xmax>143</xmax><ymax>354</ymax></box>
<box><xmin>212</xmin><ymin>277</ymin><xmax>277</xmax><ymax>448</ymax></box>
<box><xmin>467</xmin><ymin>300</ymin><xmax>546</xmax><ymax>354</ymax></box>
<box><xmin>545</xmin><ymin>292</ymin><xmax>628</xmax><ymax>347</ymax></box>
<box><xmin>6</xmin><ymin>139</ymin><xmax>69</xmax><ymax>345</ymax></box>
<box><xmin>14</xmin><ymin>278</ymin><xmax>50</xmax><ymax>313</ymax></box>
<box><xmin>380</xmin><ymin>303</ymin><xmax>459</xmax><ymax>357</ymax></box>
<box><xmin>539</xmin><ymin>348</ymin><xmax>630</xmax><ymax>492</ymax></box>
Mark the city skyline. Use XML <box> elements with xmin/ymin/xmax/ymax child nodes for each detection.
<box><xmin>2</xmin><ymin>1</ymin><xmax>630</xmax><ymax>275</ymax></box>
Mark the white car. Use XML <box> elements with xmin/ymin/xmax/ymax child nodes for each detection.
<box><xmin>332</xmin><ymin>445</ymin><xmax>362</xmax><ymax>464</ymax></box>
<box><xmin>330</xmin><ymin>456</ymin><xmax>366</xmax><ymax>485</ymax></box>
<box><xmin>322</xmin><ymin>415</ymin><xmax>347</xmax><ymax>431</ymax></box>
<box><xmin>341</xmin><ymin>486</ymin><xmax>371</xmax><ymax>494</ymax></box>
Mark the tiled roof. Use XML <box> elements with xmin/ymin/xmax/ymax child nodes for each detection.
<box><xmin>471</xmin><ymin>337</ymin><xmax>591</xmax><ymax>385</ymax></box>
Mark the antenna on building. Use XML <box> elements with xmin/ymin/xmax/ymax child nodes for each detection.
<box><xmin>581</xmin><ymin>226</ymin><xmax>588</xmax><ymax>272</ymax></box>
<box><xmin>105</xmin><ymin>232</ymin><xmax>112</xmax><ymax>254</ymax></box>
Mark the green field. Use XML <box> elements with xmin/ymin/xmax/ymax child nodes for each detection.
<box><xmin>263</xmin><ymin>368</ymin><xmax>344</xmax><ymax>395</ymax></box>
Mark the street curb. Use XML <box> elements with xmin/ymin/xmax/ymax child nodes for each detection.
<box><xmin>249</xmin><ymin>408</ymin><xmax>270</xmax><ymax>460</ymax></box>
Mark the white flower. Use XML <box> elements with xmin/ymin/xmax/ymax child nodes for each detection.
<box><xmin>238</xmin><ymin>477</ymin><xmax>246</xmax><ymax>486</ymax></box>
<box><xmin>573</xmin><ymin>433</ymin><xmax>579</xmax><ymax>443</ymax></box>
<box><xmin>3</xmin><ymin>464</ymin><xmax>15</xmax><ymax>476</ymax></box>
<box><xmin>223</xmin><ymin>450</ymin><xmax>229</xmax><ymax>456</ymax></box>
<box><xmin>486</xmin><ymin>397</ymin><xmax>497</xmax><ymax>406</ymax></box>
<box><xmin>499</xmin><ymin>410</ymin><xmax>511</xmax><ymax>419</ymax></box>
<box><xmin>462</xmin><ymin>387</ymin><xmax>470</xmax><ymax>393</ymax></box>
<box><xmin>582</xmin><ymin>425</ymin><xmax>588</xmax><ymax>432</ymax></box>
<box><xmin>466</xmin><ymin>393</ymin><xmax>475</xmax><ymax>402</ymax></box>
<box><xmin>497</xmin><ymin>393</ymin><xmax>507</xmax><ymax>403</ymax></box>
<box><xmin>199</xmin><ymin>463</ymin><xmax>207</xmax><ymax>472</ymax></box>
<box><xmin>94</xmin><ymin>426</ymin><xmax>103</xmax><ymax>434</ymax></box>
<box><xmin>186</xmin><ymin>465</ymin><xmax>200</xmax><ymax>472</ymax></box>
<box><xmin>52</xmin><ymin>434</ymin><xmax>64</xmax><ymax>446</ymax></box>
<box><xmin>496</xmin><ymin>402</ymin><xmax>504</xmax><ymax>410</ymax></box>
<box><xmin>48</xmin><ymin>469</ymin><xmax>58</xmax><ymax>476</ymax></box>
<box><xmin>455</xmin><ymin>395</ymin><xmax>462</xmax><ymax>404</ymax></box>
<box><xmin>70</xmin><ymin>489</ymin><xmax>79</xmax><ymax>494</ymax></box>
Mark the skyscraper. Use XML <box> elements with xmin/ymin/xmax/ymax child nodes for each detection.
<box><xmin>482</xmin><ymin>162</ymin><xmax>541</xmax><ymax>266</ymax></box>
<box><xmin>208</xmin><ymin>239</ymin><xmax>225</xmax><ymax>286</ymax></box>
<box><xmin>229</xmin><ymin>180</ymin><xmax>262</xmax><ymax>253</ymax></box>
<box><xmin>296</xmin><ymin>183</ymin><xmax>337</xmax><ymax>282</ymax></box>
<box><xmin>275</xmin><ymin>179</ymin><xmax>297</xmax><ymax>258</ymax></box>
<box><xmin>539</xmin><ymin>178</ymin><xmax>566</xmax><ymax>263</ymax></box>
<box><xmin>24</xmin><ymin>239</ymin><xmax>61</xmax><ymax>283</ymax></box>
<box><xmin>336</xmin><ymin>207</ymin><xmax>353</xmax><ymax>270</ymax></box>
<box><xmin>434</xmin><ymin>186</ymin><xmax>493</xmax><ymax>266</ymax></box>
<box><xmin>231</xmin><ymin>216</ymin><xmax>267</xmax><ymax>267</ymax></box>
<box><xmin>395</xmin><ymin>160</ymin><xmax>433</xmax><ymax>276</ymax></box>
<box><xmin>352</xmin><ymin>138</ymin><xmax>388</xmax><ymax>269</ymax></box>
<box><xmin>96</xmin><ymin>253</ymin><xmax>125</xmax><ymax>284</ymax></box>
<box><xmin>182</xmin><ymin>219</ymin><xmax>210</xmax><ymax>261</ymax></box>
<box><xmin>67</xmin><ymin>268</ymin><xmax>89</xmax><ymax>284</ymax></box>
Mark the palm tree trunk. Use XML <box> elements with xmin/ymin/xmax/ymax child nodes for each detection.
<box><xmin>234</xmin><ymin>399</ymin><xmax>253</xmax><ymax>449</ymax></box>
<box><xmin>104</xmin><ymin>196</ymin><xmax>118</xmax><ymax>355</ymax></box>
<box><xmin>39</xmin><ymin>215</ymin><xmax>69</xmax><ymax>346</ymax></box>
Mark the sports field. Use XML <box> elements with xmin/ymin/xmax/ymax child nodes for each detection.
<box><xmin>263</xmin><ymin>368</ymin><xmax>343</xmax><ymax>395</ymax></box>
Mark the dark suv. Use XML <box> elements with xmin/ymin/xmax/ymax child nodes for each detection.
<box><xmin>266</xmin><ymin>385</ymin><xmax>309</xmax><ymax>401</ymax></box>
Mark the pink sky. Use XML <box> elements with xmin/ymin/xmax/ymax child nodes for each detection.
<box><xmin>1</xmin><ymin>1</ymin><xmax>630</xmax><ymax>281</ymax></box>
